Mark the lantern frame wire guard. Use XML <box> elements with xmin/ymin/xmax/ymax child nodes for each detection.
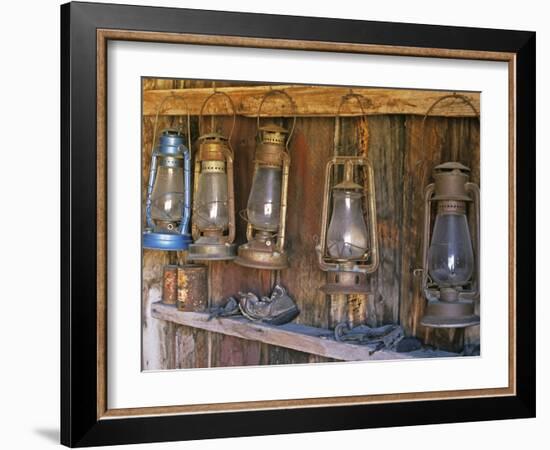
<box><xmin>316</xmin><ymin>93</ymin><xmax>379</xmax><ymax>295</ymax></box>
<box><xmin>418</xmin><ymin>93</ymin><xmax>481</xmax><ymax>328</ymax></box>
<box><xmin>235</xmin><ymin>89</ymin><xmax>296</xmax><ymax>270</ymax></box>
<box><xmin>188</xmin><ymin>91</ymin><xmax>238</xmax><ymax>261</ymax></box>
<box><xmin>143</xmin><ymin>94</ymin><xmax>193</xmax><ymax>251</ymax></box>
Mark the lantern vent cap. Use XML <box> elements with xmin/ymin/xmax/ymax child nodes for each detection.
<box><xmin>259</xmin><ymin>123</ymin><xmax>289</xmax><ymax>134</ymax></box>
<box><xmin>199</xmin><ymin>132</ymin><xmax>229</xmax><ymax>142</ymax></box>
<box><xmin>161</xmin><ymin>128</ymin><xmax>185</xmax><ymax>137</ymax></box>
<box><xmin>433</xmin><ymin>162</ymin><xmax>471</xmax><ymax>173</ymax></box>
<box><xmin>259</xmin><ymin>123</ymin><xmax>289</xmax><ymax>146</ymax></box>
<box><xmin>333</xmin><ymin>180</ymin><xmax>363</xmax><ymax>190</ymax></box>
<box><xmin>157</xmin><ymin>128</ymin><xmax>188</xmax><ymax>155</ymax></box>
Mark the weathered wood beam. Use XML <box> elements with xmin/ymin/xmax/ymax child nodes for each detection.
<box><xmin>143</xmin><ymin>84</ymin><xmax>479</xmax><ymax>118</ymax></box>
<box><xmin>151</xmin><ymin>303</ymin><xmax>458</xmax><ymax>361</ymax></box>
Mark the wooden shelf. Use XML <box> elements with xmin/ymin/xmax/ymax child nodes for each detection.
<box><xmin>143</xmin><ymin>84</ymin><xmax>479</xmax><ymax>118</ymax></box>
<box><xmin>151</xmin><ymin>303</ymin><xmax>458</xmax><ymax>362</ymax></box>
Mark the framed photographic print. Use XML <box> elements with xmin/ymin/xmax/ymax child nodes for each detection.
<box><xmin>61</xmin><ymin>1</ymin><xmax>536</xmax><ymax>447</ymax></box>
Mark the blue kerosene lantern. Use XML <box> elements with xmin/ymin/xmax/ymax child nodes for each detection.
<box><xmin>143</xmin><ymin>126</ymin><xmax>192</xmax><ymax>251</ymax></box>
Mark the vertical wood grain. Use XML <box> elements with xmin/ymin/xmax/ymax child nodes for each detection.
<box><xmin>362</xmin><ymin>116</ymin><xmax>406</xmax><ymax>326</ymax></box>
<box><xmin>280</xmin><ymin>117</ymin><xmax>333</xmax><ymax>330</ymax></box>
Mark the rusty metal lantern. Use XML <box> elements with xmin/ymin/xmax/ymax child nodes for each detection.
<box><xmin>235</xmin><ymin>90</ymin><xmax>296</xmax><ymax>270</ymax></box>
<box><xmin>316</xmin><ymin>94</ymin><xmax>379</xmax><ymax>295</ymax></box>
<box><xmin>188</xmin><ymin>92</ymin><xmax>237</xmax><ymax>261</ymax></box>
<box><xmin>419</xmin><ymin>162</ymin><xmax>480</xmax><ymax>328</ymax></box>
<box><xmin>418</xmin><ymin>94</ymin><xmax>480</xmax><ymax>328</ymax></box>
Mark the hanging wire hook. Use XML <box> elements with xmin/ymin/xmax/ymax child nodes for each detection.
<box><xmin>256</xmin><ymin>89</ymin><xmax>297</xmax><ymax>148</ymax></box>
<box><xmin>151</xmin><ymin>94</ymin><xmax>192</xmax><ymax>153</ymax></box>
<box><xmin>418</xmin><ymin>93</ymin><xmax>480</xmax><ymax>170</ymax></box>
<box><xmin>335</xmin><ymin>92</ymin><xmax>367</xmax><ymax>155</ymax></box>
<box><xmin>336</xmin><ymin>92</ymin><xmax>367</xmax><ymax>117</ymax></box>
<box><xmin>198</xmin><ymin>90</ymin><xmax>237</xmax><ymax>142</ymax></box>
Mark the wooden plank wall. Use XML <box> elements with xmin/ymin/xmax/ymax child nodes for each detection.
<box><xmin>141</xmin><ymin>79</ymin><xmax>480</xmax><ymax>370</ymax></box>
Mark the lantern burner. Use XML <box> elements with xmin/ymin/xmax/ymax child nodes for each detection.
<box><xmin>235</xmin><ymin>230</ymin><xmax>288</xmax><ymax>270</ymax></box>
<box><xmin>320</xmin><ymin>269</ymin><xmax>371</xmax><ymax>295</ymax></box>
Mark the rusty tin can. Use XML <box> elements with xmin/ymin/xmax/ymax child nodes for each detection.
<box><xmin>162</xmin><ymin>265</ymin><xmax>178</xmax><ymax>305</ymax></box>
<box><xmin>177</xmin><ymin>265</ymin><xmax>208</xmax><ymax>312</ymax></box>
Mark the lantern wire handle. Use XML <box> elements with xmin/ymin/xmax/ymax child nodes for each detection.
<box><xmin>418</xmin><ymin>93</ymin><xmax>480</xmax><ymax>170</ymax></box>
<box><xmin>334</xmin><ymin>92</ymin><xmax>367</xmax><ymax>156</ymax></box>
<box><xmin>336</xmin><ymin>92</ymin><xmax>367</xmax><ymax>117</ymax></box>
<box><xmin>256</xmin><ymin>89</ymin><xmax>297</xmax><ymax>148</ymax></box>
<box><xmin>151</xmin><ymin>94</ymin><xmax>192</xmax><ymax>154</ymax></box>
<box><xmin>198</xmin><ymin>91</ymin><xmax>237</xmax><ymax>144</ymax></box>
<box><xmin>416</xmin><ymin>93</ymin><xmax>480</xmax><ymax>218</ymax></box>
